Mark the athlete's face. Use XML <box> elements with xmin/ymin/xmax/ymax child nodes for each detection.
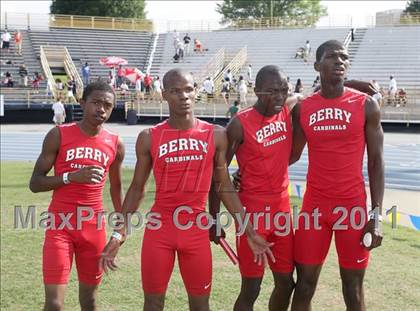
<box><xmin>315</xmin><ymin>45</ymin><xmax>350</xmax><ymax>83</ymax></box>
<box><xmin>255</xmin><ymin>73</ymin><xmax>289</xmax><ymax>115</ymax></box>
<box><xmin>80</xmin><ymin>90</ymin><xmax>115</xmax><ymax>125</ymax></box>
<box><xmin>163</xmin><ymin>74</ymin><xmax>195</xmax><ymax>116</ymax></box>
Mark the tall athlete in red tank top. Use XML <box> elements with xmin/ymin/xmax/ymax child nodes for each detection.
<box><xmin>290</xmin><ymin>40</ymin><xmax>384</xmax><ymax>311</ymax></box>
<box><xmin>209</xmin><ymin>65</ymin><xmax>297</xmax><ymax>311</ymax></box>
<box><xmin>100</xmin><ymin>69</ymin><xmax>274</xmax><ymax>311</ymax></box>
<box><xmin>29</xmin><ymin>81</ymin><xmax>125</xmax><ymax>311</ymax></box>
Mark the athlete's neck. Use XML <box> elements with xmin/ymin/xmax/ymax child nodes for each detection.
<box><xmin>167</xmin><ymin>114</ymin><xmax>195</xmax><ymax>130</ymax></box>
<box><xmin>320</xmin><ymin>80</ymin><xmax>345</xmax><ymax>99</ymax></box>
<box><xmin>253</xmin><ymin>101</ymin><xmax>276</xmax><ymax>117</ymax></box>
<box><xmin>78</xmin><ymin>120</ymin><xmax>102</xmax><ymax>136</ymax></box>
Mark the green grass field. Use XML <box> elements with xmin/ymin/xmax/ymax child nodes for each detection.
<box><xmin>1</xmin><ymin>162</ymin><xmax>419</xmax><ymax>310</ymax></box>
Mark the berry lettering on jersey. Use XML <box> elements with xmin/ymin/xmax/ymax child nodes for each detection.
<box><xmin>158</xmin><ymin>138</ymin><xmax>208</xmax><ymax>163</ymax></box>
<box><xmin>309</xmin><ymin>108</ymin><xmax>351</xmax><ymax>126</ymax></box>
<box><xmin>65</xmin><ymin>147</ymin><xmax>110</xmax><ymax>166</ymax></box>
<box><xmin>255</xmin><ymin>121</ymin><xmax>287</xmax><ymax>145</ymax></box>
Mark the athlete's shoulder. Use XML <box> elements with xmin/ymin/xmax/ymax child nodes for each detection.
<box><xmin>101</xmin><ymin>126</ymin><xmax>119</xmax><ymax>138</ymax></box>
<box><xmin>237</xmin><ymin>106</ymin><xmax>254</xmax><ymax>118</ymax></box>
<box><xmin>301</xmin><ymin>91</ymin><xmax>321</xmax><ymax>106</ymax></box>
<box><xmin>195</xmin><ymin>118</ymin><xmax>214</xmax><ymax>130</ymax></box>
<box><xmin>150</xmin><ymin>119</ymin><xmax>169</xmax><ymax>133</ymax></box>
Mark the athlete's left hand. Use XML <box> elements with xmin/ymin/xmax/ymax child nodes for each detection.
<box><xmin>99</xmin><ymin>238</ymin><xmax>121</xmax><ymax>273</ymax></box>
<box><xmin>362</xmin><ymin>219</ymin><xmax>383</xmax><ymax>250</ymax></box>
<box><xmin>344</xmin><ymin>80</ymin><xmax>378</xmax><ymax>96</ymax></box>
<box><xmin>247</xmin><ymin>233</ymin><xmax>275</xmax><ymax>266</ymax></box>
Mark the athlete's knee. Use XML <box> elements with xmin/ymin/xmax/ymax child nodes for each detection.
<box><xmin>274</xmin><ymin>273</ymin><xmax>295</xmax><ymax>293</ymax></box>
<box><xmin>144</xmin><ymin>294</ymin><xmax>165</xmax><ymax>311</ymax></box>
<box><xmin>79</xmin><ymin>295</ymin><xmax>97</xmax><ymax>311</ymax></box>
<box><xmin>239</xmin><ymin>278</ymin><xmax>263</xmax><ymax>304</ymax></box>
<box><xmin>342</xmin><ymin>278</ymin><xmax>364</xmax><ymax>304</ymax></box>
<box><xmin>44</xmin><ymin>298</ymin><xmax>64</xmax><ymax>311</ymax></box>
<box><xmin>294</xmin><ymin>277</ymin><xmax>318</xmax><ymax>301</ymax></box>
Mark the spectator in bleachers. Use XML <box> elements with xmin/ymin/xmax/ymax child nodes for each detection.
<box><xmin>183</xmin><ymin>33</ymin><xmax>191</xmax><ymax>55</ymax></box>
<box><xmin>4</xmin><ymin>71</ymin><xmax>14</xmax><ymax>87</ymax></box>
<box><xmin>71</xmin><ymin>76</ymin><xmax>77</xmax><ymax>98</ymax></box>
<box><xmin>81</xmin><ymin>62</ymin><xmax>90</xmax><ymax>86</ymax></box>
<box><xmin>18</xmin><ymin>64</ymin><xmax>28</xmax><ymax>87</ymax></box>
<box><xmin>202</xmin><ymin>77</ymin><xmax>214</xmax><ymax>103</ymax></box>
<box><xmin>117</xmin><ymin>65</ymin><xmax>125</xmax><ymax>88</ymax></box>
<box><xmin>237</xmin><ymin>75</ymin><xmax>248</xmax><ymax>105</ymax></box>
<box><xmin>294</xmin><ymin>78</ymin><xmax>303</xmax><ymax>94</ymax></box>
<box><xmin>55</xmin><ymin>78</ymin><xmax>63</xmax><ymax>97</ymax></box>
<box><xmin>388</xmin><ymin>75</ymin><xmax>398</xmax><ymax>106</ymax></box>
<box><xmin>370</xmin><ymin>80</ymin><xmax>383</xmax><ymax>107</ymax></box>
<box><xmin>287</xmin><ymin>76</ymin><xmax>293</xmax><ymax>94</ymax></box>
<box><xmin>1</xmin><ymin>29</ymin><xmax>11</xmax><ymax>53</ymax></box>
<box><xmin>143</xmin><ymin>73</ymin><xmax>153</xmax><ymax>97</ymax></box>
<box><xmin>221</xmin><ymin>78</ymin><xmax>230</xmax><ymax>105</ymax></box>
<box><xmin>176</xmin><ymin>39</ymin><xmax>185</xmax><ymax>62</ymax></box>
<box><xmin>66</xmin><ymin>79</ymin><xmax>73</xmax><ymax>103</ymax></box>
<box><xmin>120</xmin><ymin>80</ymin><xmax>129</xmax><ymax>97</ymax></box>
<box><xmin>52</xmin><ymin>98</ymin><xmax>66</xmax><ymax>125</ymax></box>
<box><xmin>224</xmin><ymin>69</ymin><xmax>233</xmax><ymax>88</ymax></box>
<box><xmin>226</xmin><ymin>100</ymin><xmax>240</xmax><ymax>119</ymax></box>
<box><xmin>152</xmin><ymin>76</ymin><xmax>163</xmax><ymax>103</ymax></box>
<box><xmin>14</xmin><ymin>30</ymin><xmax>22</xmax><ymax>55</ymax></box>
<box><xmin>194</xmin><ymin>39</ymin><xmax>204</xmax><ymax>54</ymax></box>
<box><xmin>304</xmin><ymin>40</ymin><xmax>311</xmax><ymax>61</ymax></box>
<box><xmin>396</xmin><ymin>88</ymin><xmax>407</xmax><ymax>108</ymax></box>
<box><xmin>247</xmin><ymin>64</ymin><xmax>252</xmax><ymax>86</ymax></box>
<box><xmin>135</xmin><ymin>76</ymin><xmax>144</xmax><ymax>103</ymax></box>
<box><xmin>312</xmin><ymin>75</ymin><xmax>320</xmax><ymax>91</ymax></box>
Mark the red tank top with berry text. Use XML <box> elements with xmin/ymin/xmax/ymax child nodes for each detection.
<box><xmin>300</xmin><ymin>88</ymin><xmax>367</xmax><ymax>199</ymax></box>
<box><xmin>149</xmin><ymin>119</ymin><xmax>215</xmax><ymax>216</ymax></box>
<box><xmin>51</xmin><ymin>123</ymin><xmax>119</xmax><ymax>210</ymax></box>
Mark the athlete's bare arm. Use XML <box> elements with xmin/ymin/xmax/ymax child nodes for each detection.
<box><xmin>108</xmin><ymin>137</ymin><xmax>125</xmax><ymax>213</ymax></box>
<box><xmin>290</xmin><ymin>102</ymin><xmax>307</xmax><ymax>165</ymax></box>
<box><xmin>208</xmin><ymin>118</ymin><xmax>243</xmax><ymax>242</ymax></box>
<box><xmin>363</xmin><ymin>96</ymin><xmax>384</xmax><ymax>250</ymax></box>
<box><xmin>29</xmin><ymin>127</ymin><xmax>104</xmax><ymax>192</ymax></box>
<box><xmin>213</xmin><ymin>125</ymin><xmax>275</xmax><ymax>266</ymax></box>
<box><xmin>100</xmin><ymin>129</ymin><xmax>152</xmax><ymax>272</ymax></box>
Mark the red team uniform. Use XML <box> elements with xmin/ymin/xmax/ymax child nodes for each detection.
<box><xmin>295</xmin><ymin>87</ymin><xmax>369</xmax><ymax>269</ymax></box>
<box><xmin>235</xmin><ymin>106</ymin><xmax>294</xmax><ymax>277</ymax></box>
<box><xmin>43</xmin><ymin>123</ymin><xmax>119</xmax><ymax>284</ymax></box>
<box><xmin>141</xmin><ymin>119</ymin><xmax>215</xmax><ymax>295</ymax></box>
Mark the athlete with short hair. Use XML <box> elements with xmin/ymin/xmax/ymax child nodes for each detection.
<box><xmin>290</xmin><ymin>40</ymin><xmax>384</xmax><ymax>311</ymax></box>
<box><xmin>29</xmin><ymin>81</ymin><xmax>125</xmax><ymax>311</ymax></box>
<box><xmin>100</xmin><ymin>69</ymin><xmax>274</xmax><ymax>311</ymax></box>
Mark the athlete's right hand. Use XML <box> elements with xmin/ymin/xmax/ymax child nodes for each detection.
<box><xmin>209</xmin><ymin>224</ymin><xmax>225</xmax><ymax>244</ymax></box>
<box><xmin>68</xmin><ymin>165</ymin><xmax>105</xmax><ymax>184</ymax></box>
<box><xmin>247</xmin><ymin>233</ymin><xmax>275</xmax><ymax>267</ymax></box>
<box><xmin>232</xmin><ymin>169</ymin><xmax>241</xmax><ymax>191</ymax></box>
<box><xmin>99</xmin><ymin>238</ymin><xmax>120</xmax><ymax>273</ymax></box>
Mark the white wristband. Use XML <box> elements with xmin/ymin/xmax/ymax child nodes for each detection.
<box><xmin>63</xmin><ymin>172</ymin><xmax>70</xmax><ymax>184</ymax></box>
<box><xmin>111</xmin><ymin>231</ymin><xmax>123</xmax><ymax>242</ymax></box>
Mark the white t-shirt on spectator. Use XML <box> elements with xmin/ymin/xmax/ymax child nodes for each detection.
<box><xmin>1</xmin><ymin>32</ymin><xmax>11</xmax><ymax>42</ymax></box>
<box><xmin>389</xmin><ymin>78</ymin><xmax>397</xmax><ymax>91</ymax></box>
<box><xmin>153</xmin><ymin>80</ymin><xmax>162</xmax><ymax>92</ymax></box>
<box><xmin>52</xmin><ymin>101</ymin><xmax>65</xmax><ymax>115</ymax></box>
<box><xmin>135</xmin><ymin>79</ymin><xmax>142</xmax><ymax>92</ymax></box>
<box><xmin>203</xmin><ymin>79</ymin><xmax>213</xmax><ymax>94</ymax></box>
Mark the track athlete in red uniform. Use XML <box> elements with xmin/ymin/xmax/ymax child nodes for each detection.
<box><xmin>209</xmin><ymin>65</ymin><xmax>296</xmax><ymax>311</ymax></box>
<box><xmin>100</xmin><ymin>69</ymin><xmax>274</xmax><ymax>311</ymax></box>
<box><xmin>29</xmin><ymin>81</ymin><xmax>125</xmax><ymax>311</ymax></box>
<box><xmin>290</xmin><ymin>40</ymin><xmax>384</xmax><ymax>311</ymax></box>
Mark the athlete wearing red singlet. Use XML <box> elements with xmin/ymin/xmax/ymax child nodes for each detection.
<box><xmin>30</xmin><ymin>81</ymin><xmax>125</xmax><ymax>311</ymax></box>
<box><xmin>294</xmin><ymin>87</ymin><xmax>368</xmax><ymax>268</ymax></box>
<box><xmin>290</xmin><ymin>40</ymin><xmax>384</xmax><ymax>311</ymax></box>
<box><xmin>141</xmin><ymin>118</ymin><xmax>215</xmax><ymax>296</ymax></box>
<box><xmin>209</xmin><ymin>66</ymin><xmax>296</xmax><ymax>311</ymax></box>
<box><xmin>100</xmin><ymin>69</ymin><xmax>274</xmax><ymax>311</ymax></box>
